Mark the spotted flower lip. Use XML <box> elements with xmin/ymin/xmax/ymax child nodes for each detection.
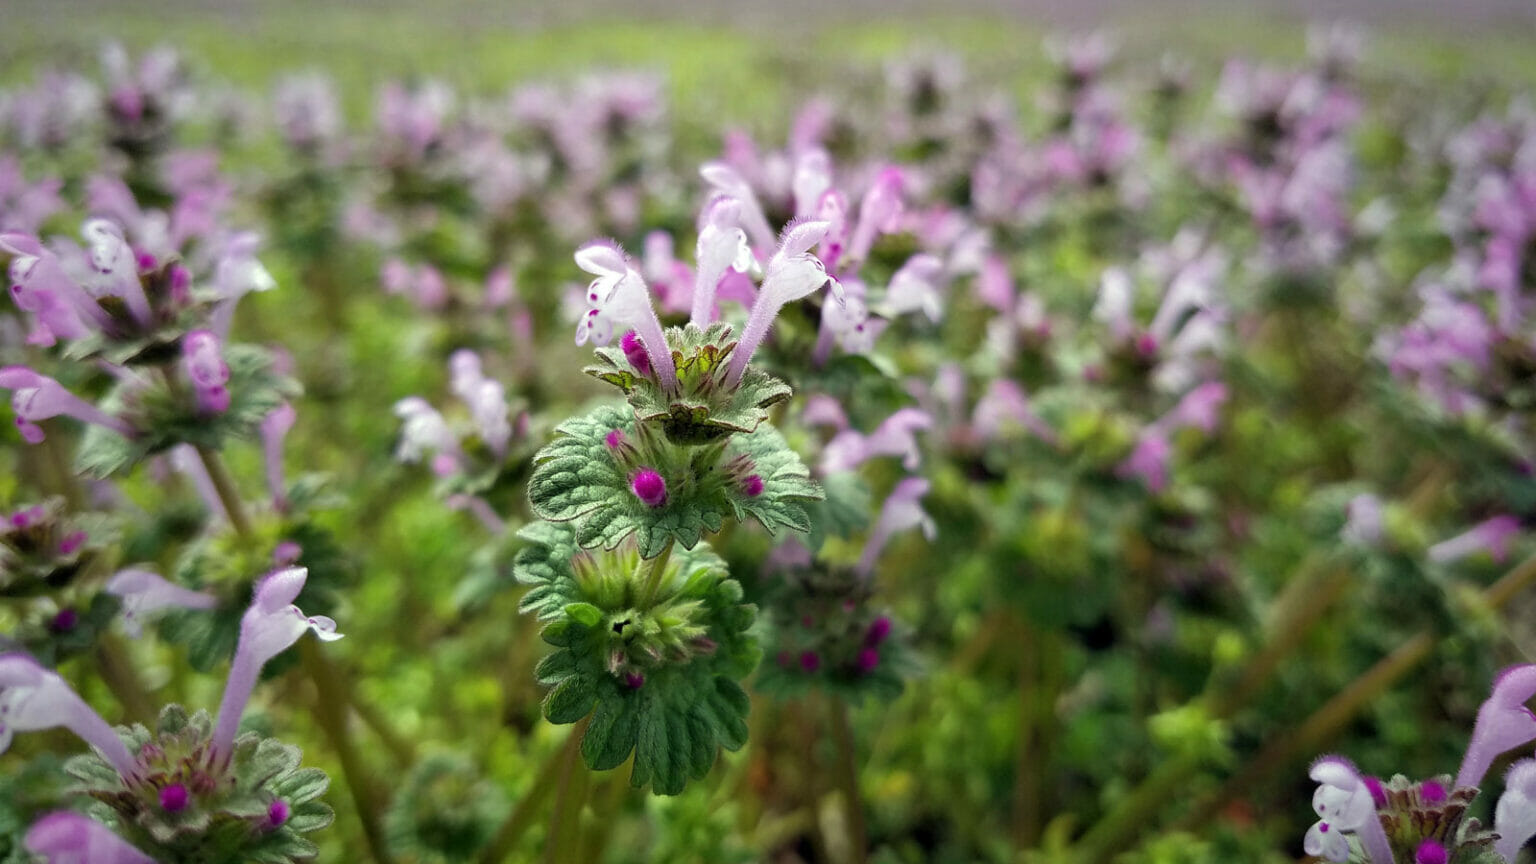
<box><xmin>574</xmin><ymin>240</ymin><xmax>678</xmax><ymax>395</ymax></box>
<box><xmin>0</xmin><ymin>366</ymin><xmax>135</xmax><ymax>444</ymax></box>
<box><xmin>1303</xmin><ymin>755</ymin><xmax>1394</xmax><ymax>864</ymax></box>
<box><xmin>724</xmin><ymin>219</ymin><xmax>835</xmax><ymax>389</ymax></box>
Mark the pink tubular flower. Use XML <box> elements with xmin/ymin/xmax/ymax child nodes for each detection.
<box><xmin>1428</xmin><ymin>515</ymin><xmax>1521</xmax><ymax>565</ymax></box>
<box><xmin>856</xmin><ymin>477</ymin><xmax>936</xmax><ymax>578</ymax></box>
<box><xmin>1455</xmin><ymin>664</ymin><xmax>1536</xmax><ymax>790</ymax></box>
<box><xmin>821</xmin><ymin>408</ymin><xmax>933</xmax><ymax>474</ymax></box>
<box><xmin>574</xmin><ymin>241</ymin><xmax>677</xmax><ymax>394</ymax></box>
<box><xmin>690</xmin><ymin>197</ymin><xmax>754</xmax><ymax>327</ymax></box>
<box><xmin>25</xmin><ymin>811</ymin><xmax>154</xmax><ymax>864</ymax></box>
<box><xmin>210</xmin><ymin>567</ymin><xmax>342</xmax><ymax>764</ymax></box>
<box><xmin>0</xmin><ymin>366</ymin><xmax>134</xmax><ymax>444</ymax></box>
<box><xmin>0</xmin><ymin>654</ymin><xmax>139</xmax><ymax>779</ymax></box>
<box><xmin>261</xmin><ymin>403</ymin><xmax>297</xmax><ymax>509</ymax></box>
<box><xmin>700</xmin><ymin>161</ymin><xmax>776</xmax><ymax>252</ymax></box>
<box><xmin>183</xmin><ymin>329</ymin><xmax>231</xmax><ymax>414</ymax></box>
<box><xmin>847</xmin><ymin>167</ymin><xmax>905</xmax><ymax>265</ymax></box>
<box><xmin>725</xmin><ymin>220</ymin><xmax>834</xmax><ymax>389</ymax></box>
<box><xmin>885</xmin><ymin>253</ymin><xmax>946</xmax><ymax>322</ymax></box>
<box><xmin>631</xmin><ymin>468</ymin><xmax>667</xmax><ymax>508</ymax></box>
<box><xmin>104</xmin><ymin>567</ymin><xmax>217</xmax><ymax>638</ymax></box>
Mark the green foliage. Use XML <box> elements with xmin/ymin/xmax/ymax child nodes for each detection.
<box><xmin>64</xmin><ymin>705</ymin><xmax>332</xmax><ymax>864</ymax></box>
<box><xmin>586</xmin><ymin>322</ymin><xmax>792</xmax><ymax>445</ymax></box>
<box><xmin>75</xmin><ymin>345</ymin><xmax>300</xmax><ymax>478</ymax></box>
<box><xmin>527</xmin><ymin>403</ymin><xmax>822</xmax><ymax>558</ymax></box>
<box><xmin>515</xmin><ymin>522</ymin><xmax>759</xmax><ymax>794</ymax></box>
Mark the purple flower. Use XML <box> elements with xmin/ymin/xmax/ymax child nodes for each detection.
<box><xmin>885</xmin><ymin>253</ymin><xmax>946</xmax><ymax>322</ymax></box>
<box><xmin>1455</xmin><ymin>664</ymin><xmax>1536</xmax><ymax>790</ymax></box>
<box><xmin>1429</xmin><ymin>515</ymin><xmax>1521</xmax><ymax>565</ymax></box>
<box><xmin>700</xmin><ymin>161</ymin><xmax>776</xmax><ymax>252</ymax></box>
<box><xmin>1117</xmin><ymin>431</ymin><xmax>1173</xmax><ymax>492</ymax></box>
<box><xmin>0</xmin><ymin>366</ymin><xmax>134</xmax><ymax>444</ymax></box>
<box><xmin>973</xmin><ymin>380</ymin><xmax>1058</xmax><ymax>445</ymax></box>
<box><xmin>574</xmin><ymin>241</ymin><xmax>677</xmax><ymax>394</ymax></box>
<box><xmin>393</xmin><ymin>397</ymin><xmax>457</xmax><ymax>465</ymax></box>
<box><xmin>631</xmin><ymin>469</ymin><xmax>667</xmax><ymax>508</ymax></box>
<box><xmin>621</xmin><ymin>330</ymin><xmax>652</xmax><ymax>376</ymax></box>
<box><xmin>726</xmin><ymin>220</ymin><xmax>835</xmax><ymax>389</ymax></box>
<box><xmin>847</xmin><ymin>167</ymin><xmax>905</xmax><ymax>266</ymax></box>
<box><xmin>690</xmin><ymin>197</ymin><xmax>754</xmax><ymax>327</ymax></box>
<box><xmin>821</xmin><ymin>407</ymin><xmax>932</xmax><ymax>474</ymax></box>
<box><xmin>104</xmin><ymin>567</ymin><xmax>217</xmax><ymax>638</ymax></box>
<box><xmin>1303</xmin><ymin>755</ymin><xmax>1394</xmax><ymax>864</ymax></box>
<box><xmin>0</xmin><ymin>654</ymin><xmax>139</xmax><ymax>779</ymax></box>
<box><xmin>1342</xmin><ymin>494</ymin><xmax>1385</xmax><ymax>548</ymax></box>
<box><xmin>1494</xmin><ymin>759</ymin><xmax>1536</xmax><ymax>861</ymax></box>
<box><xmin>25</xmin><ymin>811</ymin><xmax>154</xmax><ymax>864</ymax></box>
<box><xmin>261</xmin><ymin>403</ymin><xmax>297</xmax><ymax>510</ymax></box>
<box><xmin>856</xmin><ymin>477</ymin><xmax>936</xmax><ymax>577</ymax></box>
<box><xmin>211</xmin><ymin>567</ymin><xmax>343</xmax><ymax>763</ymax></box>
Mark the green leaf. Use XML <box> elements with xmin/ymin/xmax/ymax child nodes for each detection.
<box><xmin>272</xmin><ymin>767</ymin><xmax>331</xmax><ymax>805</ymax></box>
<box><xmin>563</xmin><ymin>602</ymin><xmax>604</xmax><ymax>628</ymax></box>
<box><xmin>544</xmin><ymin>675</ymin><xmax>598</xmax><ymax>725</ymax></box>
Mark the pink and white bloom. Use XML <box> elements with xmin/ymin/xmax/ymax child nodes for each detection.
<box><xmin>0</xmin><ymin>654</ymin><xmax>139</xmax><ymax>779</ymax></box>
<box><xmin>574</xmin><ymin>241</ymin><xmax>677</xmax><ymax>394</ymax></box>
<box><xmin>25</xmin><ymin>811</ymin><xmax>155</xmax><ymax>864</ymax></box>
<box><xmin>183</xmin><ymin>330</ymin><xmax>232</xmax><ymax>415</ymax></box>
<box><xmin>104</xmin><ymin>567</ymin><xmax>217</xmax><ymax>637</ymax></box>
<box><xmin>1303</xmin><ymin>756</ymin><xmax>1394</xmax><ymax>863</ymax></box>
<box><xmin>1494</xmin><ymin>759</ymin><xmax>1536</xmax><ymax>862</ymax></box>
<box><xmin>856</xmin><ymin>477</ymin><xmax>936</xmax><ymax>577</ymax></box>
<box><xmin>1428</xmin><ymin>515</ymin><xmax>1521</xmax><ymax>565</ymax></box>
<box><xmin>0</xmin><ymin>366</ymin><xmax>134</xmax><ymax>444</ymax></box>
<box><xmin>725</xmin><ymin>220</ymin><xmax>834</xmax><ymax>388</ymax></box>
<box><xmin>690</xmin><ymin>197</ymin><xmax>753</xmax><ymax>326</ymax></box>
<box><xmin>821</xmin><ymin>408</ymin><xmax>932</xmax><ymax>474</ymax></box>
<box><xmin>1456</xmin><ymin>664</ymin><xmax>1536</xmax><ymax>790</ymax></box>
<box><xmin>211</xmin><ymin>567</ymin><xmax>342</xmax><ymax>762</ymax></box>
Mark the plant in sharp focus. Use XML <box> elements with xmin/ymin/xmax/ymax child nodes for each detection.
<box><xmin>514</xmin><ymin>208</ymin><xmax>832</xmax><ymax>796</ymax></box>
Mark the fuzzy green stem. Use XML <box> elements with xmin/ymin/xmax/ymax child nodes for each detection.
<box><xmin>193</xmin><ymin>444</ymin><xmax>255</xmax><ymax>540</ymax></box>
<box><xmin>94</xmin><ymin>632</ymin><xmax>156</xmax><ymax>726</ymax></box>
<box><xmin>828</xmin><ymin>695</ymin><xmax>867</xmax><ymax>864</ymax></box>
<box><xmin>545</xmin><ymin>716</ymin><xmax>592</xmax><ymax>864</ymax></box>
<box><xmin>300</xmin><ymin>640</ymin><xmax>395</xmax><ymax>864</ymax></box>
<box><xmin>638</xmin><ymin>537</ymin><xmax>676</xmax><ymax>608</ymax></box>
<box><xmin>477</xmin><ymin>720</ymin><xmax>584</xmax><ymax>864</ymax></box>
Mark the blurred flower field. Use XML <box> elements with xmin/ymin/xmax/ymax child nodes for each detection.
<box><xmin>3</xmin><ymin>4</ymin><xmax>1536</xmax><ymax>863</ymax></box>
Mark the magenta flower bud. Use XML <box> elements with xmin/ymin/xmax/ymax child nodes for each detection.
<box><xmin>624</xmin><ymin>672</ymin><xmax>645</xmax><ymax>690</ymax></box>
<box><xmin>799</xmin><ymin>651</ymin><xmax>821</xmax><ymax>673</ymax></box>
<box><xmin>742</xmin><ymin>475</ymin><xmax>764</xmax><ymax>497</ymax></box>
<box><xmin>49</xmin><ymin>609</ymin><xmax>78</xmax><ymax>633</ymax></box>
<box><xmin>1414</xmin><ymin>840</ymin><xmax>1446</xmax><ymax>864</ymax></box>
<box><xmin>631</xmin><ymin>469</ymin><xmax>667</xmax><ymax>508</ymax></box>
<box><xmin>620</xmin><ymin>330</ymin><xmax>652</xmax><ymax>376</ymax></box>
<box><xmin>267</xmin><ymin>799</ymin><xmax>290</xmax><ymax>829</ymax></box>
<box><xmin>866</xmin><ymin>616</ymin><xmax>892</xmax><ymax>647</ymax></box>
<box><xmin>1420</xmin><ymin>780</ymin><xmax>1447</xmax><ymax>803</ymax></box>
<box><xmin>856</xmin><ymin>648</ymin><xmax>880</xmax><ymax>674</ymax></box>
<box><xmin>273</xmin><ymin>541</ymin><xmax>302</xmax><ymax>565</ymax></box>
<box><xmin>135</xmin><ymin>251</ymin><xmax>157</xmax><ymax>271</ymax></box>
<box><xmin>605</xmin><ymin>429</ymin><xmax>627</xmax><ymax>450</ymax></box>
<box><xmin>58</xmin><ymin>531</ymin><xmax>86</xmax><ymax>555</ymax></box>
<box><xmin>159</xmin><ymin>783</ymin><xmax>189</xmax><ymax>812</ymax></box>
<box><xmin>1362</xmin><ymin>775</ymin><xmax>1386</xmax><ymax>808</ymax></box>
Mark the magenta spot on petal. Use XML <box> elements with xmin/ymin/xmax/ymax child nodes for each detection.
<box><xmin>1415</xmin><ymin>839</ymin><xmax>1447</xmax><ymax>864</ymax></box>
<box><xmin>267</xmin><ymin>799</ymin><xmax>290</xmax><ymax>828</ymax></box>
<box><xmin>743</xmin><ymin>475</ymin><xmax>764</xmax><ymax>497</ymax></box>
<box><xmin>799</xmin><ymin>651</ymin><xmax>821</xmax><ymax>673</ymax></box>
<box><xmin>1363</xmin><ymin>775</ymin><xmax>1386</xmax><ymax>807</ymax></box>
<box><xmin>1420</xmin><ymin>780</ymin><xmax>1447</xmax><ymax>803</ymax></box>
<box><xmin>1319</xmin><ymin>822</ymin><xmax>1329</xmax><ymax>833</ymax></box>
<box><xmin>160</xmin><ymin>783</ymin><xmax>189</xmax><ymax>812</ymax></box>
<box><xmin>631</xmin><ymin>469</ymin><xmax>667</xmax><ymax>507</ymax></box>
